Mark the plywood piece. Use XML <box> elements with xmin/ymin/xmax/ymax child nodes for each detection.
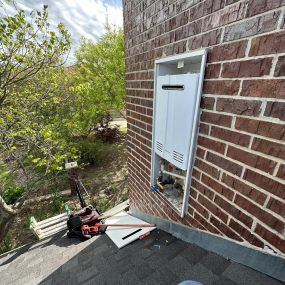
<box><xmin>105</xmin><ymin>211</ymin><xmax>156</xmax><ymax>248</ymax></box>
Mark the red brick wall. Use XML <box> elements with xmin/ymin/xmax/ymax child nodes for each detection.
<box><xmin>123</xmin><ymin>0</ymin><xmax>285</xmax><ymax>255</ymax></box>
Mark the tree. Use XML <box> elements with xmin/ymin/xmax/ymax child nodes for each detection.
<box><xmin>70</xmin><ymin>27</ymin><xmax>125</xmax><ymax>136</ymax></box>
<box><xmin>0</xmin><ymin>5</ymin><xmax>73</xmax><ymax>242</ymax></box>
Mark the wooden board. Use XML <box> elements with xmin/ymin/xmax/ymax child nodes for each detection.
<box><xmin>105</xmin><ymin>211</ymin><xmax>156</xmax><ymax>248</ymax></box>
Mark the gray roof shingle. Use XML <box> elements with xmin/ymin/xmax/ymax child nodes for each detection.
<box><xmin>0</xmin><ymin>229</ymin><xmax>283</xmax><ymax>285</ymax></box>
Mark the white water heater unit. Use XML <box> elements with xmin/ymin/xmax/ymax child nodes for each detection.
<box><xmin>155</xmin><ymin>73</ymin><xmax>200</xmax><ymax>170</ymax></box>
<box><xmin>151</xmin><ymin>49</ymin><xmax>207</xmax><ymax>217</ymax></box>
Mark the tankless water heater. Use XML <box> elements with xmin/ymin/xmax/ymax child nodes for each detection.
<box><xmin>154</xmin><ymin>73</ymin><xmax>200</xmax><ymax>170</ymax></box>
<box><xmin>151</xmin><ymin>49</ymin><xmax>207</xmax><ymax>217</ymax></box>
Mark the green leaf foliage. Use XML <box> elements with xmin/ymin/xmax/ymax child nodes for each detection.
<box><xmin>70</xmin><ymin>27</ymin><xmax>126</xmax><ymax>136</ymax></box>
<box><xmin>3</xmin><ymin>184</ymin><xmax>25</xmax><ymax>204</ymax></box>
<box><xmin>0</xmin><ymin>6</ymin><xmax>75</xmax><ymax>195</ymax></box>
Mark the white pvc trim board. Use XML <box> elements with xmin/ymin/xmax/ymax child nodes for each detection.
<box><xmin>105</xmin><ymin>211</ymin><xmax>156</xmax><ymax>249</ymax></box>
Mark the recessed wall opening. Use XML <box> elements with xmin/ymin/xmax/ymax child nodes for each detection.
<box><xmin>151</xmin><ymin>50</ymin><xmax>207</xmax><ymax>217</ymax></box>
<box><xmin>154</xmin><ymin>158</ymin><xmax>186</xmax><ymax>212</ymax></box>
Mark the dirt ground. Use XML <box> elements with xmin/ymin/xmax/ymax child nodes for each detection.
<box><xmin>0</xmin><ymin>137</ymin><xmax>128</xmax><ymax>254</ymax></box>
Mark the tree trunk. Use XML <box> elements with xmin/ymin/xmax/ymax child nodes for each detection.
<box><xmin>67</xmin><ymin>169</ymin><xmax>79</xmax><ymax>196</ymax></box>
<box><xmin>0</xmin><ymin>196</ymin><xmax>18</xmax><ymax>243</ymax></box>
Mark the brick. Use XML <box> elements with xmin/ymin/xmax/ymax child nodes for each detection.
<box><xmin>189</xmin><ymin>2</ymin><xmax>204</xmax><ymax>21</ymax></box>
<box><xmin>205</xmin><ymin>64</ymin><xmax>221</xmax><ymax>79</ymax></box>
<box><xmin>211</xmin><ymin>0</ymin><xmax>227</xmax><ymax>12</ymax></box>
<box><xmin>188</xmin><ymin>29</ymin><xmax>222</xmax><ymax>51</ymax></box>
<box><xmin>190</xmin><ymin>199</ymin><xmax>210</xmax><ymax>219</ymax></box>
<box><xmin>243</xmin><ymin>169</ymin><xmax>285</xmax><ymax>200</ymax></box>
<box><xmin>192</xmin><ymin>177</ymin><xmax>216</xmax><ymax>200</ymax></box>
<box><xmin>127</xmin><ymin>81</ymin><xmax>141</xmax><ymax>89</ymax></box>
<box><xmin>235</xmin><ymin>117</ymin><xmax>285</xmax><ymax>141</ymax></box>
<box><xmin>187</xmin><ymin>214</ymin><xmax>205</xmax><ymax>230</ymax></box>
<box><xmin>206</xmin><ymin>152</ymin><xmax>243</xmax><ymax>176</ymax></box>
<box><xmin>155</xmin><ymin>47</ymin><xmax>163</xmax><ymax>58</ymax></box>
<box><xmin>225</xmin><ymin>0</ymin><xmax>240</xmax><ymax>5</ymax></box>
<box><xmin>267</xmin><ymin>197</ymin><xmax>285</xmax><ymax>218</ymax></box>
<box><xmin>193</xmin><ymin>211</ymin><xmax>209</xmax><ymax>230</ymax></box>
<box><xmin>223</xmin><ymin>11</ymin><xmax>280</xmax><ymax>42</ymax></box>
<box><xmin>192</xmin><ymin>168</ymin><xmax>201</xmax><ymax>180</ymax></box>
<box><xmin>214</xmin><ymin>195</ymin><xmax>253</xmax><ymax>228</ymax></box>
<box><xmin>208</xmin><ymin>40</ymin><xmax>247</xmax><ymax>63</ymax></box>
<box><xmin>246</xmin><ymin>0</ymin><xmax>285</xmax><ymax>17</ymax></box>
<box><xmin>210</xmin><ymin>215</ymin><xmax>243</xmax><ymax>241</ymax></box>
<box><xmin>199</xmin><ymin>123</ymin><xmax>210</xmax><ymax>135</ymax></box>
<box><xmin>190</xmin><ymin>0</ymin><xmax>226</xmax><ymax>21</ymax></box>
<box><xmin>229</xmin><ymin>219</ymin><xmax>264</xmax><ymax>248</ymax></box>
<box><xmin>163</xmin><ymin>40</ymin><xmax>187</xmax><ymax>56</ymax></box>
<box><xmin>198</xmin><ymin>194</ymin><xmax>229</xmax><ymax>223</ymax></box>
<box><xmin>190</xmin><ymin>188</ymin><xmax>198</xmax><ymax>200</ymax></box>
<box><xmin>251</xmin><ymin>137</ymin><xmax>285</xmax><ymax>161</ymax></box>
<box><xmin>165</xmin><ymin>10</ymin><xmax>189</xmax><ymax>32</ymax></box>
<box><xmin>201</xmin><ymin>173</ymin><xmax>234</xmax><ymax>201</ymax></box>
<box><xmin>234</xmin><ymin>194</ymin><xmax>285</xmax><ymax>233</ymax></box>
<box><xmin>201</xmin><ymin>111</ymin><xmax>232</xmax><ymax>127</ymax></box>
<box><xmin>196</xmin><ymin>147</ymin><xmax>205</xmax><ymax>159</ymax></box>
<box><xmin>202</xmin><ymin>218</ymin><xmax>222</xmax><ymax>235</ymax></box>
<box><xmin>276</xmin><ymin>164</ymin><xmax>285</xmax><ymax>179</ymax></box>
<box><xmin>141</xmin><ymin>80</ymin><xmax>154</xmax><ymax>89</ymax></box>
<box><xmin>241</xmin><ymin>79</ymin><xmax>285</xmax><ymax>99</ymax></box>
<box><xmin>176</xmin><ymin>0</ymin><xmax>199</xmax><ymax>13</ymax></box>
<box><xmin>211</xmin><ymin>126</ymin><xmax>251</xmax><ymax>147</ymax></box>
<box><xmin>274</xmin><ymin>55</ymin><xmax>285</xmax><ymax>77</ymax></box>
<box><xmin>200</xmin><ymin>97</ymin><xmax>215</xmax><ymax>110</ymax></box>
<box><xmin>255</xmin><ymin>224</ymin><xmax>285</xmax><ymax>253</ymax></box>
<box><xmin>227</xmin><ymin>146</ymin><xmax>276</xmax><ymax>174</ymax></box>
<box><xmin>126</xmin><ymin>73</ymin><xmax>136</xmax><ymax>80</ymax></box>
<box><xmin>201</xmin><ymin>2</ymin><xmax>246</xmax><ymax>32</ymax></box>
<box><xmin>249</xmin><ymin>31</ymin><xmax>285</xmax><ymax>56</ymax></box>
<box><xmin>264</xmin><ymin>102</ymin><xmax>285</xmax><ymax>121</ymax></box>
<box><xmin>175</xmin><ymin>20</ymin><xmax>202</xmax><ymax>41</ymax></box>
<box><xmin>198</xmin><ymin>136</ymin><xmax>226</xmax><ymax>154</ymax></box>
<box><xmin>222</xmin><ymin>173</ymin><xmax>267</xmax><ymax>206</ymax></box>
<box><xmin>203</xmin><ymin>80</ymin><xmax>240</xmax><ymax>95</ymax></box>
<box><xmin>222</xmin><ymin>58</ymin><xmax>272</xmax><ymax>78</ymax></box>
<box><xmin>216</xmin><ymin>98</ymin><xmax>262</xmax><ymax>116</ymax></box>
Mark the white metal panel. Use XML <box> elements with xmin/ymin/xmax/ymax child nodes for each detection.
<box><xmin>154</xmin><ymin>75</ymin><xmax>169</xmax><ymax>156</ymax></box>
<box><xmin>181</xmin><ymin>51</ymin><xmax>208</xmax><ymax>217</ymax></box>
<box><xmin>154</xmin><ymin>74</ymin><xmax>199</xmax><ymax>170</ymax></box>
<box><xmin>166</xmin><ymin>74</ymin><xmax>199</xmax><ymax>170</ymax></box>
<box><xmin>105</xmin><ymin>212</ymin><xmax>156</xmax><ymax>248</ymax></box>
<box><xmin>155</xmin><ymin>49</ymin><xmax>206</xmax><ymax>64</ymax></box>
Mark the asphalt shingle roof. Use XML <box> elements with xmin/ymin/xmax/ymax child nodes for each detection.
<box><xmin>0</xmin><ymin>229</ymin><xmax>283</xmax><ymax>285</ymax></box>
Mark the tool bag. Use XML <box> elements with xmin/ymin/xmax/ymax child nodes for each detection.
<box><xmin>67</xmin><ymin>205</ymin><xmax>104</xmax><ymax>238</ymax></box>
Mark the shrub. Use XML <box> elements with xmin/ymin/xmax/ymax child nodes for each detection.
<box><xmin>94</xmin><ymin>113</ymin><xmax>121</xmax><ymax>143</ymax></box>
<box><xmin>93</xmin><ymin>196</ymin><xmax>109</xmax><ymax>213</ymax></box>
<box><xmin>51</xmin><ymin>188</ymin><xmax>64</xmax><ymax>214</ymax></box>
<box><xmin>75</xmin><ymin>138</ymin><xmax>114</xmax><ymax>165</ymax></box>
<box><xmin>3</xmin><ymin>185</ymin><xmax>25</xmax><ymax>205</ymax></box>
<box><xmin>0</xmin><ymin>232</ymin><xmax>15</xmax><ymax>254</ymax></box>
<box><xmin>95</xmin><ymin>126</ymin><xmax>120</xmax><ymax>143</ymax></box>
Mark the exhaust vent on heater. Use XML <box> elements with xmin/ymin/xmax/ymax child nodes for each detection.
<box><xmin>173</xmin><ymin>150</ymin><xmax>184</xmax><ymax>164</ymax></box>
<box><xmin>156</xmin><ymin>141</ymin><xmax>163</xmax><ymax>154</ymax></box>
<box><xmin>162</xmin><ymin>84</ymin><xmax>184</xmax><ymax>91</ymax></box>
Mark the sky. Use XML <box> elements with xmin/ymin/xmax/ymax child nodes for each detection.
<box><xmin>2</xmin><ymin>0</ymin><xmax>123</xmax><ymax>64</ymax></box>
